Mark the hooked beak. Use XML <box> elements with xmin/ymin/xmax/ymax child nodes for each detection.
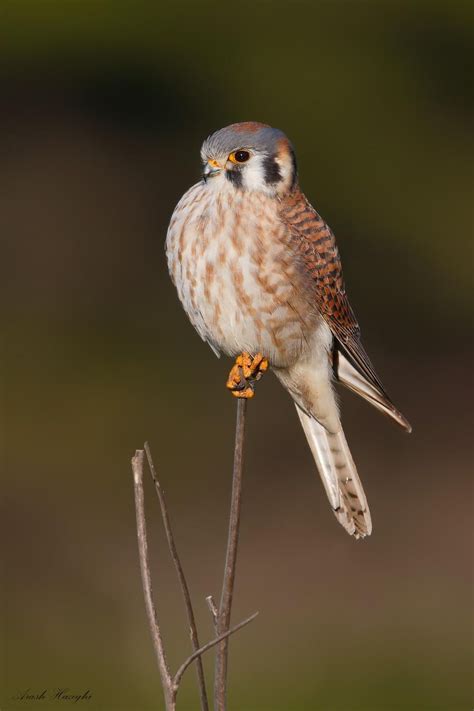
<box><xmin>203</xmin><ymin>158</ymin><xmax>223</xmax><ymax>181</ymax></box>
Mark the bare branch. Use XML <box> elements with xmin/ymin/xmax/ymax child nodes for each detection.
<box><xmin>133</xmin><ymin>390</ymin><xmax>256</xmax><ymax>708</ymax></box>
<box><xmin>174</xmin><ymin>611</ymin><xmax>258</xmax><ymax>690</ymax></box>
<box><xmin>214</xmin><ymin>398</ymin><xmax>247</xmax><ymax>710</ymax></box>
<box><xmin>144</xmin><ymin>442</ymin><xmax>209</xmax><ymax>711</ymax></box>
<box><xmin>131</xmin><ymin>450</ymin><xmax>175</xmax><ymax>711</ymax></box>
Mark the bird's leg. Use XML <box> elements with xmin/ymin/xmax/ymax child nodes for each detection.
<box><xmin>226</xmin><ymin>352</ymin><xmax>269</xmax><ymax>398</ymax></box>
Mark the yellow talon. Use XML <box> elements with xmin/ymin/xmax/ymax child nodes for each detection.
<box><xmin>226</xmin><ymin>352</ymin><xmax>269</xmax><ymax>398</ymax></box>
<box><xmin>226</xmin><ymin>362</ymin><xmax>243</xmax><ymax>391</ymax></box>
<box><xmin>231</xmin><ymin>387</ymin><xmax>255</xmax><ymax>399</ymax></box>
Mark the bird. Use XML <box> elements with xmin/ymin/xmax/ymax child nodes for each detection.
<box><xmin>166</xmin><ymin>121</ymin><xmax>411</xmax><ymax>539</ymax></box>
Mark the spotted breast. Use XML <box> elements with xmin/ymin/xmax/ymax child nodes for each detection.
<box><xmin>166</xmin><ymin>180</ymin><xmax>319</xmax><ymax>368</ymax></box>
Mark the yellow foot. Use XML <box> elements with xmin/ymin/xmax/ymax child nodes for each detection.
<box><xmin>226</xmin><ymin>352</ymin><xmax>269</xmax><ymax>398</ymax></box>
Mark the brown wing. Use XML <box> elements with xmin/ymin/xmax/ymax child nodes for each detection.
<box><xmin>279</xmin><ymin>189</ymin><xmax>410</xmax><ymax>429</ymax></box>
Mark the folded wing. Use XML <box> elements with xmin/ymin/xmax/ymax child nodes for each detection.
<box><xmin>279</xmin><ymin>189</ymin><xmax>411</xmax><ymax>432</ymax></box>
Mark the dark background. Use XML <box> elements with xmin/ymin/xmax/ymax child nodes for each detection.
<box><xmin>2</xmin><ymin>1</ymin><xmax>472</xmax><ymax>710</ymax></box>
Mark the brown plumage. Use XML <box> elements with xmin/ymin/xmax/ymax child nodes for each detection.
<box><xmin>166</xmin><ymin>122</ymin><xmax>411</xmax><ymax>538</ymax></box>
<box><xmin>280</xmin><ymin>187</ymin><xmax>410</xmax><ymax>430</ymax></box>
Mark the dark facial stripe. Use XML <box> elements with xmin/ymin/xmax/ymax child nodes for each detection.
<box><xmin>289</xmin><ymin>148</ymin><xmax>298</xmax><ymax>189</ymax></box>
<box><xmin>225</xmin><ymin>168</ymin><xmax>243</xmax><ymax>188</ymax></box>
<box><xmin>263</xmin><ymin>155</ymin><xmax>282</xmax><ymax>185</ymax></box>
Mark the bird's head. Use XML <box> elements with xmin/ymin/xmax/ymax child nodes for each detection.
<box><xmin>200</xmin><ymin>122</ymin><xmax>297</xmax><ymax>196</ymax></box>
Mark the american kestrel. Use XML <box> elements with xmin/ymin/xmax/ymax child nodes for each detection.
<box><xmin>166</xmin><ymin>122</ymin><xmax>411</xmax><ymax>538</ymax></box>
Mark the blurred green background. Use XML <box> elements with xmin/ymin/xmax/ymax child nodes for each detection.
<box><xmin>2</xmin><ymin>1</ymin><xmax>472</xmax><ymax>710</ymax></box>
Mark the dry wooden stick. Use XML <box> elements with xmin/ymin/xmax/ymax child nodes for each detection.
<box><xmin>132</xmin><ymin>450</ymin><xmax>174</xmax><ymax>710</ymax></box>
<box><xmin>132</xmin><ymin>444</ymin><xmax>257</xmax><ymax>711</ymax></box>
<box><xmin>144</xmin><ymin>441</ymin><xmax>209</xmax><ymax>711</ymax></box>
<box><xmin>214</xmin><ymin>398</ymin><xmax>247</xmax><ymax>710</ymax></box>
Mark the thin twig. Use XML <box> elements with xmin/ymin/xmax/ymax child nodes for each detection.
<box><xmin>174</xmin><ymin>611</ymin><xmax>258</xmax><ymax>689</ymax></box>
<box><xmin>214</xmin><ymin>398</ymin><xmax>247</xmax><ymax>710</ymax></box>
<box><xmin>131</xmin><ymin>450</ymin><xmax>175</xmax><ymax>711</ymax></box>
<box><xmin>133</xmin><ymin>445</ymin><xmax>257</xmax><ymax>711</ymax></box>
<box><xmin>144</xmin><ymin>441</ymin><xmax>209</xmax><ymax>711</ymax></box>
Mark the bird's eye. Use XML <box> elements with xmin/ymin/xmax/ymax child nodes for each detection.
<box><xmin>229</xmin><ymin>150</ymin><xmax>250</xmax><ymax>164</ymax></box>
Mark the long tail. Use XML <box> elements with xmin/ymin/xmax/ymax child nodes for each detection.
<box><xmin>296</xmin><ymin>405</ymin><xmax>372</xmax><ymax>538</ymax></box>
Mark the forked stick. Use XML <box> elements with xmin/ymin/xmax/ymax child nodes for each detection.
<box><xmin>132</xmin><ymin>442</ymin><xmax>257</xmax><ymax>711</ymax></box>
<box><xmin>144</xmin><ymin>442</ymin><xmax>209</xmax><ymax>711</ymax></box>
